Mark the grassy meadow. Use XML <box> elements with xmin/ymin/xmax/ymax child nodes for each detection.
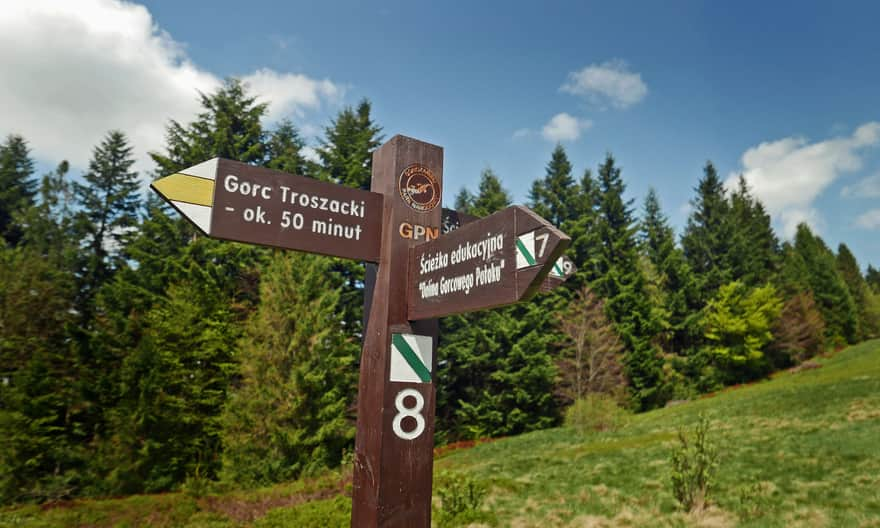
<box><xmin>2</xmin><ymin>339</ymin><xmax>879</xmax><ymax>527</ymax></box>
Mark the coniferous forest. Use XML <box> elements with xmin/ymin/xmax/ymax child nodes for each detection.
<box><xmin>3</xmin><ymin>79</ymin><xmax>880</xmax><ymax>505</ymax></box>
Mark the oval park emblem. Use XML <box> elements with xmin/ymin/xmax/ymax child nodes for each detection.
<box><xmin>399</xmin><ymin>164</ymin><xmax>441</xmax><ymax>212</ymax></box>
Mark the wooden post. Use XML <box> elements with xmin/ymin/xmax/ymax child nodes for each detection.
<box><xmin>150</xmin><ymin>138</ymin><xmax>570</xmax><ymax>528</ymax></box>
<box><xmin>352</xmin><ymin>136</ymin><xmax>443</xmax><ymax>527</ymax></box>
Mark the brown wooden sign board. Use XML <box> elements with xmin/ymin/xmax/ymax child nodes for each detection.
<box><xmin>440</xmin><ymin>207</ymin><xmax>577</xmax><ymax>293</ymax></box>
<box><xmin>540</xmin><ymin>254</ymin><xmax>577</xmax><ymax>293</ymax></box>
<box><xmin>441</xmin><ymin>207</ymin><xmax>480</xmax><ymax>235</ymax></box>
<box><xmin>150</xmin><ymin>136</ymin><xmax>572</xmax><ymax>528</ymax></box>
<box><xmin>407</xmin><ymin>205</ymin><xmax>570</xmax><ymax>320</ymax></box>
<box><xmin>151</xmin><ymin>158</ymin><xmax>383</xmax><ymax>262</ymax></box>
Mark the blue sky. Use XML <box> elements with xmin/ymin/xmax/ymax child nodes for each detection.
<box><xmin>2</xmin><ymin>1</ymin><xmax>879</xmax><ymax>268</ymax></box>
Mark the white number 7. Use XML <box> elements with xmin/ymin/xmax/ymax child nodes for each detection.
<box><xmin>535</xmin><ymin>232</ymin><xmax>549</xmax><ymax>259</ymax></box>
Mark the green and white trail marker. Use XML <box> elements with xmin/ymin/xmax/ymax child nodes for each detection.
<box><xmin>390</xmin><ymin>333</ymin><xmax>433</xmax><ymax>383</ymax></box>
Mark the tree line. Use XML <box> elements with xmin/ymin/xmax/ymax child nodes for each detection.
<box><xmin>1</xmin><ymin>79</ymin><xmax>879</xmax><ymax>504</ymax></box>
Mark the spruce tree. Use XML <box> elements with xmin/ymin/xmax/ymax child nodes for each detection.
<box><xmin>837</xmin><ymin>243</ymin><xmax>879</xmax><ymax>339</ymax></box>
<box><xmin>439</xmin><ymin>168</ymin><xmax>561</xmax><ymax>439</ymax></box>
<box><xmin>639</xmin><ymin>188</ymin><xmax>695</xmax><ymax>353</ymax></box>
<box><xmin>20</xmin><ymin>161</ymin><xmax>76</xmax><ymax>268</ymax></box>
<box><xmin>451</xmin><ymin>302</ymin><xmax>560</xmax><ymax>438</ymax></box>
<box><xmin>438</xmin><ymin>170</ymin><xmax>514</xmax><ymax>440</ymax></box>
<box><xmin>151</xmin><ymin>78</ymin><xmax>268</xmax><ymax>175</ymax></box>
<box><xmin>681</xmin><ymin>162</ymin><xmax>734</xmax><ymax>305</ymax></box>
<box><xmin>470</xmin><ymin>168</ymin><xmax>511</xmax><ymax>217</ymax></box>
<box><xmin>265</xmin><ymin>119</ymin><xmax>309</xmax><ymax>177</ymax></box>
<box><xmin>728</xmin><ymin>176</ymin><xmax>778</xmax><ymax>286</ymax></box>
<box><xmin>74</xmin><ymin>131</ymin><xmax>141</xmax><ymax>312</ymax></box>
<box><xmin>0</xmin><ymin>246</ymin><xmax>80</xmax><ymax>503</ymax></box>
<box><xmin>315</xmin><ymin>99</ymin><xmax>382</xmax><ymax>189</ymax></box>
<box><xmin>591</xmin><ymin>154</ymin><xmax>664</xmax><ymax>409</ymax></box>
<box><xmin>221</xmin><ymin>252</ymin><xmax>357</xmax><ymax>486</ymax></box>
<box><xmin>528</xmin><ymin>144</ymin><xmax>577</xmax><ymax>227</ymax></box>
<box><xmin>103</xmin><ymin>275</ymin><xmax>243</xmax><ymax>493</ymax></box>
<box><xmin>93</xmin><ymin>79</ymin><xmax>274</xmax><ymax>492</ymax></box>
<box><xmin>529</xmin><ymin>147</ymin><xmax>599</xmax><ymax>289</ymax></box>
<box><xmin>867</xmin><ymin>265</ymin><xmax>880</xmax><ymax>294</ymax></box>
<box><xmin>123</xmin><ymin>77</ymin><xmax>273</xmax><ymax>317</ymax></box>
<box><xmin>794</xmin><ymin>224</ymin><xmax>858</xmax><ymax>344</ymax></box>
<box><xmin>0</xmin><ymin>134</ymin><xmax>37</xmax><ymax>246</ymax></box>
<box><xmin>564</xmin><ymin>168</ymin><xmax>601</xmax><ymax>289</ymax></box>
<box><xmin>66</xmin><ymin>132</ymin><xmax>143</xmax><ymax>467</ymax></box>
<box><xmin>640</xmin><ymin>189</ymin><xmax>674</xmax><ymax>268</ymax></box>
<box><xmin>145</xmin><ymin>77</ymin><xmax>274</xmax><ymax>264</ymax></box>
<box><xmin>776</xmin><ymin>242</ymin><xmax>811</xmax><ymax>294</ymax></box>
<box><xmin>315</xmin><ymin>100</ymin><xmax>383</xmax><ymax>343</ymax></box>
<box><xmin>453</xmin><ymin>187</ymin><xmax>475</xmax><ymax>212</ymax></box>
<box><xmin>142</xmin><ymin>78</ymin><xmax>273</xmax><ymax>286</ymax></box>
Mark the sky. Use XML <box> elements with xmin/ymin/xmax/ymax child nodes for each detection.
<box><xmin>2</xmin><ymin>0</ymin><xmax>879</xmax><ymax>268</ymax></box>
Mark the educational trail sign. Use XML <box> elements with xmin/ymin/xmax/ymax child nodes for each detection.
<box><xmin>408</xmin><ymin>205</ymin><xmax>568</xmax><ymax>320</ymax></box>
<box><xmin>151</xmin><ymin>135</ymin><xmax>571</xmax><ymax>528</ymax></box>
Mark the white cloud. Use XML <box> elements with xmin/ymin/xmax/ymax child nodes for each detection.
<box><xmin>301</xmin><ymin>145</ymin><xmax>320</xmax><ymax>164</ymax></box>
<box><xmin>561</xmin><ymin>59</ymin><xmax>648</xmax><ymax>109</ymax></box>
<box><xmin>512</xmin><ymin>128</ymin><xmax>532</xmax><ymax>139</ymax></box>
<box><xmin>541</xmin><ymin>113</ymin><xmax>592</xmax><ymax>142</ymax></box>
<box><xmin>0</xmin><ymin>0</ymin><xmax>341</xmax><ymax>175</ymax></box>
<box><xmin>679</xmin><ymin>201</ymin><xmax>693</xmax><ymax>217</ymax></box>
<box><xmin>241</xmin><ymin>69</ymin><xmax>341</xmax><ymax>122</ymax></box>
<box><xmin>727</xmin><ymin>122</ymin><xmax>880</xmax><ymax>238</ymax></box>
<box><xmin>855</xmin><ymin>209</ymin><xmax>880</xmax><ymax>230</ymax></box>
<box><xmin>841</xmin><ymin>172</ymin><xmax>880</xmax><ymax>198</ymax></box>
<box><xmin>780</xmin><ymin>208</ymin><xmax>826</xmax><ymax>239</ymax></box>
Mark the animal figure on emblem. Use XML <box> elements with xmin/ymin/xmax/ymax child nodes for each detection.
<box><xmin>408</xmin><ymin>182</ymin><xmax>433</xmax><ymax>195</ymax></box>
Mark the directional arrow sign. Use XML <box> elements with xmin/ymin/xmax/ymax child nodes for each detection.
<box><xmin>407</xmin><ymin>205</ymin><xmax>570</xmax><ymax>320</ymax></box>
<box><xmin>540</xmin><ymin>254</ymin><xmax>578</xmax><ymax>293</ymax></box>
<box><xmin>441</xmin><ymin>206</ymin><xmax>576</xmax><ymax>293</ymax></box>
<box><xmin>151</xmin><ymin>158</ymin><xmax>384</xmax><ymax>262</ymax></box>
<box><xmin>440</xmin><ymin>207</ymin><xmax>480</xmax><ymax>235</ymax></box>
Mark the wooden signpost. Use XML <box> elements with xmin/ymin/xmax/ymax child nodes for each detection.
<box><xmin>151</xmin><ymin>135</ymin><xmax>571</xmax><ymax>528</ymax></box>
<box><xmin>408</xmin><ymin>205</ymin><xmax>568</xmax><ymax>320</ymax></box>
<box><xmin>437</xmin><ymin>207</ymin><xmax>577</xmax><ymax>293</ymax></box>
<box><xmin>151</xmin><ymin>158</ymin><xmax>383</xmax><ymax>261</ymax></box>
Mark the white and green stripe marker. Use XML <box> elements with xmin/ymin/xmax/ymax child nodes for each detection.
<box><xmin>390</xmin><ymin>333</ymin><xmax>432</xmax><ymax>383</ymax></box>
<box><xmin>516</xmin><ymin>230</ymin><xmax>565</xmax><ymax>276</ymax></box>
<box><xmin>548</xmin><ymin>256</ymin><xmax>566</xmax><ymax>278</ymax></box>
<box><xmin>516</xmin><ymin>231</ymin><xmax>537</xmax><ymax>269</ymax></box>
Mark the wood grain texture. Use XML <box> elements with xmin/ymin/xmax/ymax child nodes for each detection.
<box><xmin>209</xmin><ymin>159</ymin><xmax>384</xmax><ymax>262</ymax></box>
<box><xmin>352</xmin><ymin>136</ymin><xmax>442</xmax><ymax>528</ymax></box>
<box><xmin>407</xmin><ymin>205</ymin><xmax>570</xmax><ymax>320</ymax></box>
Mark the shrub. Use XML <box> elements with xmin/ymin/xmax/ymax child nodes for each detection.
<box><xmin>670</xmin><ymin>414</ymin><xmax>718</xmax><ymax>512</ymax></box>
<box><xmin>736</xmin><ymin>481</ymin><xmax>774</xmax><ymax>521</ymax></box>
<box><xmin>252</xmin><ymin>496</ymin><xmax>350</xmax><ymax>528</ymax></box>
<box><xmin>703</xmin><ymin>281</ymin><xmax>783</xmax><ymax>382</ymax></box>
<box><xmin>564</xmin><ymin>393</ymin><xmax>629</xmax><ymax>434</ymax></box>
<box><xmin>433</xmin><ymin>471</ymin><xmax>496</xmax><ymax>527</ymax></box>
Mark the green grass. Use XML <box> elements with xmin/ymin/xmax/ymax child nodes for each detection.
<box><xmin>3</xmin><ymin>340</ymin><xmax>879</xmax><ymax>527</ymax></box>
<box><xmin>437</xmin><ymin>339</ymin><xmax>880</xmax><ymax>527</ymax></box>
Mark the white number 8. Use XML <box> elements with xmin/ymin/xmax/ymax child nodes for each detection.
<box><xmin>392</xmin><ymin>389</ymin><xmax>426</xmax><ymax>440</ymax></box>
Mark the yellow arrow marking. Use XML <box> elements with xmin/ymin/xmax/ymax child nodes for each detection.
<box><xmin>151</xmin><ymin>174</ymin><xmax>215</xmax><ymax>207</ymax></box>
